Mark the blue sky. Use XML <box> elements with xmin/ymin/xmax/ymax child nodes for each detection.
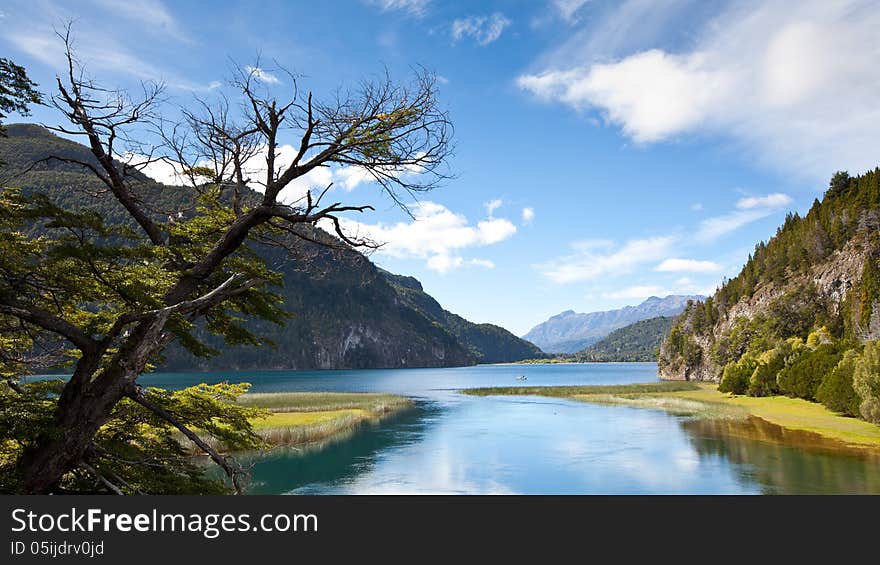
<box><xmin>2</xmin><ymin>0</ymin><xmax>879</xmax><ymax>335</ymax></box>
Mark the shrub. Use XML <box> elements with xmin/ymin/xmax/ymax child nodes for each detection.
<box><xmin>777</xmin><ymin>344</ymin><xmax>841</xmax><ymax>400</ymax></box>
<box><xmin>719</xmin><ymin>355</ymin><xmax>757</xmax><ymax>395</ymax></box>
<box><xmin>853</xmin><ymin>341</ymin><xmax>880</xmax><ymax>423</ymax></box>
<box><xmin>748</xmin><ymin>347</ymin><xmax>786</xmax><ymax>397</ymax></box>
<box><xmin>816</xmin><ymin>349</ymin><xmax>861</xmax><ymax>416</ymax></box>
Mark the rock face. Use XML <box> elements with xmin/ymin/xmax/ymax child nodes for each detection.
<box><xmin>0</xmin><ymin>123</ymin><xmax>541</xmax><ymax>372</ymax></box>
<box><xmin>659</xmin><ymin>167</ymin><xmax>880</xmax><ymax>382</ymax></box>
<box><xmin>523</xmin><ymin>295</ymin><xmax>703</xmax><ymax>353</ymax></box>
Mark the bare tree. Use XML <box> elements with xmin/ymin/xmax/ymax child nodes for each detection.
<box><xmin>5</xmin><ymin>28</ymin><xmax>451</xmax><ymax>494</ymax></box>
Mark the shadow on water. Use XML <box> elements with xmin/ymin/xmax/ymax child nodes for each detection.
<box><xmin>243</xmin><ymin>401</ymin><xmax>438</xmax><ymax>494</ymax></box>
<box><xmin>682</xmin><ymin>417</ymin><xmax>880</xmax><ymax>494</ymax></box>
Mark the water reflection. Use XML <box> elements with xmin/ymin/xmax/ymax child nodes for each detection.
<box><xmin>683</xmin><ymin>417</ymin><xmax>880</xmax><ymax>494</ymax></box>
<box><xmin>245</xmin><ymin>403</ymin><xmax>433</xmax><ymax>494</ymax></box>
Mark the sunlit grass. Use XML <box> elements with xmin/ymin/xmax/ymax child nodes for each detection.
<box><xmin>461</xmin><ymin>381</ymin><xmax>700</xmax><ymax>397</ymax></box>
<box><xmin>666</xmin><ymin>385</ymin><xmax>880</xmax><ymax>449</ymax></box>
<box><xmin>241</xmin><ymin>392</ymin><xmax>413</xmax><ymax>449</ymax></box>
<box><xmin>462</xmin><ymin>381</ymin><xmax>880</xmax><ymax>450</ymax></box>
<box><xmin>238</xmin><ymin>392</ymin><xmax>412</xmax><ymax>413</ymax></box>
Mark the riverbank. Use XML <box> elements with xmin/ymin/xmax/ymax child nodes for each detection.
<box><xmin>462</xmin><ymin>382</ymin><xmax>880</xmax><ymax>450</ymax></box>
<box><xmin>239</xmin><ymin>392</ymin><xmax>413</xmax><ymax>449</ymax></box>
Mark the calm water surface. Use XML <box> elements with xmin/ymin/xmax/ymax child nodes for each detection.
<box><xmin>132</xmin><ymin>363</ymin><xmax>880</xmax><ymax>494</ymax></box>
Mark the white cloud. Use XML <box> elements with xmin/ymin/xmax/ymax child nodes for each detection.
<box><xmin>129</xmin><ymin>142</ymin><xmax>375</xmax><ymax>203</ymax></box>
<box><xmin>736</xmin><ymin>192</ymin><xmax>792</xmax><ymax>210</ymax></box>
<box><xmin>602</xmin><ymin>280</ymin><xmax>717</xmax><ymax>300</ymax></box>
<box><xmin>538</xmin><ymin>236</ymin><xmax>676</xmax><ymax>284</ymax></box>
<box><xmin>368</xmin><ymin>0</ymin><xmax>430</xmax><ymax>17</ymax></box>
<box><xmin>655</xmin><ymin>258</ymin><xmax>722</xmax><ymax>273</ymax></box>
<box><xmin>696</xmin><ymin>191</ymin><xmax>793</xmax><ymax>241</ymax></box>
<box><xmin>329</xmin><ymin>201</ymin><xmax>516</xmax><ymax>273</ymax></box>
<box><xmin>521</xmin><ymin>207</ymin><xmax>535</xmax><ymax>224</ymax></box>
<box><xmin>601</xmin><ymin>285</ymin><xmax>668</xmax><ymax>300</ymax></box>
<box><xmin>690</xmin><ymin>203</ymin><xmax>703</xmax><ymax>211</ymax></box>
<box><xmin>554</xmin><ymin>0</ymin><xmax>591</xmax><ymax>22</ymax></box>
<box><xmin>452</xmin><ymin>13</ymin><xmax>512</xmax><ymax>46</ymax></box>
<box><xmin>246</xmin><ymin>66</ymin><xmax>281</xmax><ymax>84</ymax></box>
<box><xmin>696</xmin><ymin>209</ymin><xmax>772</xmax><ymax>242</ymax></box>
<box><xmin>518</xmin><ymin>0</ymin><xmax>880</xmax><ymax>178</ymax></box>
<box><xmin>484</xmin><ymin>198</ymin><xmax>503</xmax><ymax>216</ymax></box>
<box><xmin>469</xmin><ymin>258</ymin><xmax>496</xmax><ymax>269</ymax></box>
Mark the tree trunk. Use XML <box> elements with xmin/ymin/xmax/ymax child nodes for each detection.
<box><xmin>19</xmin><ymin>319</ymin><xmax>167</xmax><ymax>493</ymax></box>
<box><xmin>19</xmin><ymin>383</ymin><xmax>124</xmax><ymax>493</ymax></box>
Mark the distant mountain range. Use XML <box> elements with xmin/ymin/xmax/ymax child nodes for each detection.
<box><xmin>523</xmin><ymin>295</ymin><xmax>705</xmax><ymax>353</ymax></box>
<box><xmin>1</xmin><ymin>123</ymin><xmax>542</xmax><ymax>371</ymax></box>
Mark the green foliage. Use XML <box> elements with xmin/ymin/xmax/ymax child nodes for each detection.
<box><xmin>0</xmin><ymin>59</ymin><xmax>42</xmax><ymax>136</ymax></box>
<box><xmin>859</xmin><ymin>255</ymin><xmax>879</xmax><ymax>329</ymax></box>
<box><xmin>747</xmin><ymin>343</ymin><xmax>791</xmax><ymax>397</ymax></box>
<box><xmin>853</xmin><ymin>341</ymin><xmax>880</xmax><ymax>423</ymax></box>
<box><xmin>0</xmin><ymin>381</ymin><xmax>264</xmax><ymax>494</ymax></box>
<box><xmin>719</xmin><ymin>355</ymin><xmax>758</xmax><ymax>395</ymax></box>
<box><xmin>777</xmin><ymin>343</ymin><xmax>841</xmax><ymax>401</ymax></box>
<box><xmin>575</xmin><ymin>316</ymin><xmax>674</xmax><ymax>362</ymax></box>
<box><xmin>817</xmin><ymin>349</ymin><xmax>862</xmax><ymax>417</ymax></box>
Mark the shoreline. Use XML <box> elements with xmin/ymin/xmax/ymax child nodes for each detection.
<box><xmin>462</xmin><ymin>382</ymin><xmax>880</xmax><ymax>451</ymax></box>
<box><xmin>189</xmin><ymin>392</ymin><xmax>415</xmax><ymax>453</ymax></box>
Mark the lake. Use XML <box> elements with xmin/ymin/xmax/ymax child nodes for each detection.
<box><xmin>135</xmin><ymin>363</ymin><xmax>880</xmax><ymax>494</ymax></box>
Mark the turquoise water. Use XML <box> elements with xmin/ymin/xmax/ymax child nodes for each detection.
<box><xmin>130</xmin><ymin>363</ymin><xmax>880</xmax><ymax>494</ymax></box>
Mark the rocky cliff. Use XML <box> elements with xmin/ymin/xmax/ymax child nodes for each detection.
<box><xmin>660</xmin><ymin>168</ymin><xmax>880</xmax><ymax>381</ymax></box>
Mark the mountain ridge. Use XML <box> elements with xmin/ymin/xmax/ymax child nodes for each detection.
<box><xmin>523</xmin><ymin>295</ymin><xmax>704</xmax><ymax>353</ymax></box>
<box><xmin>0</xmin><ymin>123</ymin><xmax>542</xmax><ymax>371</ymax></box>
<box><xmin>659</xmin><ymin>167</ymin><xmax>880</xmax><ymax>382</ymax></box>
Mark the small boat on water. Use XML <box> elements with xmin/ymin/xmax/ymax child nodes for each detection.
<box><xmin>515</xmin><ymin>375</ymin><xmax>527</xmax><ymax>381</ymax></box>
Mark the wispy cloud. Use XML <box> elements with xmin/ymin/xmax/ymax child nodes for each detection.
<box><xmin>484</xmin><ymin>198</ymin><xmax>503</xmax><ymax>216</ymax></box>
<box><xmin>736</xmin><ymin>192</ymin><xmax>792</xmax><ymax>210</ymax></box>
<box><xmin>245</xmin><ymin>66</ymin><xmax>281</xmax><ymax>84</ymax></box>
<box><xmin>696</xmin><ymin>209</ymin><xmax>773</xmax><ymax>242</ymax></box>
<box><xmin>90</xmin><ymin>0</ymin><xmax>191</xmax><ymax>43</ymax></box>
<box><xmin>367</xmin><ymin>0</ymin><xmax>430</xmax><ymax>17</ymax></box>
<box><xmin>521</xmin><ymin>207</ymin><xmax>535</xmax><ymax>225</ymax></box>
<box><xmin>538</xmin><ymin>236</ymin><xmax>676</xmax><ymax>284</ymax></box>
<box><xmin>696</xmin><ymin>192</ymin><xmax>792</xmax><ymax>241</ymax></box>
<box><xmin>554</xmin><ymin>0</ymin><xmax>591</xmax><ymax>23</ymax></box>
<box><xmin>452</xmin><ymin>13</ymin><xmax>511</xmax><ymax>46</ymax></box>
<box><xmin>655</xmin><ymin>258</ymin><xmax>722</xmax><ymax>273</ymax></box>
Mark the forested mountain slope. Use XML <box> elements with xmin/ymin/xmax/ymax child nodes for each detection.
<box><xmin>660</xmin><ymin>169</ymin><xmax>880</xmax><ymax>383</ymax></box>
<box><xmin>0</xmin><ymin>124</ymin><xmax>540</xmax><ymax>370</ymax></box>
<box><xmin>573</xmin><ymin>316</ymin><xmax>674</xmax><ymax>362</ymax></box>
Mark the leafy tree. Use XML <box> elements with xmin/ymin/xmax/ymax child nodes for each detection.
<box><xmin>853</xmin><ymin>341</ymin><xmax>880</xmax><ymax>423</ymax></box>
<box><xmin>817</xmin><ymin>349</ymin><xmax>861</xmax><ymax>417</ymax></box>
<box><xmin>0</xmin><ymin>58</ymin><xmax>42</xmax><ymax>136</ymax></box>
<box><xmin>777</xmin><ymin>344</ymin><xmax>841</xmax><ymax>401</ymax></box>
<box><xmin>719</xmin><ymin>355</ymin><xmax>757</xmax><ymax>395</ymax></box>
<box><xmin>0</xmin><ymin>31</ymin><xmax>451</xmax><ymax>494</ymax></box>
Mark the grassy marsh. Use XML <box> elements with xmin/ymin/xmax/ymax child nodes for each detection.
<box><xmin>244</xmin><ymin>392</ymin><xmax>413</xmax><ymax>449</ymax></box>
<box><xmin>462</xmin><ymin>381</ymin><xmax>880</xmax><ymax>450</ymax></box>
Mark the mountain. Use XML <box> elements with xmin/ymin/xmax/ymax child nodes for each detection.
<box><xmin>523</xmin><ymin>295</ymin><xmax>704</xmax><ymax>353</ymax></box>
<box><xmin>572</xmin><ymin>316</ymin><xmax>675</xmax><ymax>362</ymax></box>
<box><xmin>659</xmin><ymin>168</ymin><xmax>880</xmax><ymax>382</ymax></box>
<box><xmin>382</xmin><ymin>270</ymin><xmax>544</xmax><ymax>364</ymax></box>
<box><xmin>0</xmin><ymin>123</ymin><xmax>541</xmax><ymax>370</ymax></box>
